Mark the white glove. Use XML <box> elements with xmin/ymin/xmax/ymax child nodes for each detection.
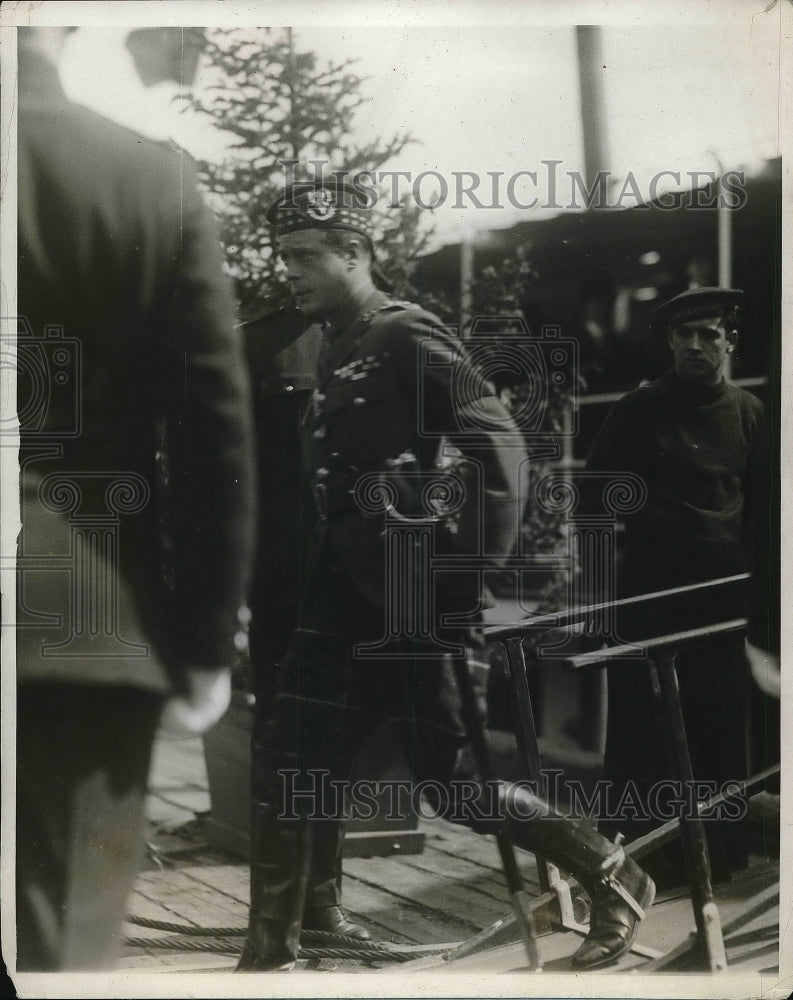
<box><xmin>746</xmin><ymin>641</ymin><xmax>781</xmax><ymax>700</ymax></box>
<box><xmin>159</xmin><ymin>665</ymin><xmax>232</xmax><ymax>738</ymax></box>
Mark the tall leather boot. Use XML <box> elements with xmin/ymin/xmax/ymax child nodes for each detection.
<box><xmin>236</xmin><ymin>803</ymin><xmax>312</xmax><ymax>971</ymax></box>
<box><xmin>302</xmin><ymin>818</ymin><xmax>371</xmax><ymax>940</ymax></box>
<box><xmin>496</xmin><ymin>784</ymin><xmax>655</xmax><ymax>970</ymax></box>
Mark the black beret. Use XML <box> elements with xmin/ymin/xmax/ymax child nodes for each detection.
<box><xmin>266</xmin><ymin>180</ymin><xmax>375</xmax><ymax>240</ymax></box>
<box><xmin>655</xmin><ymin>287</ymin><xmax>744</xmax><ymax>332</ymax></box>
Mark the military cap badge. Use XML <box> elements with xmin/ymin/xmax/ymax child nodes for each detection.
<box><xmin>305</xmin><ymin>189</ymin><xmax>336</xmax><ymax>221</ymax></box>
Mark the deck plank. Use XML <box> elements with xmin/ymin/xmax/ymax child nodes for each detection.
<box><xmin>335</xmin><ymin>875</ymin><xmax>466</xmax><ymax>945</ymax></box>
<box><xmin>125</xmin><ymin>718</ymin><xmax>779</xmax><ymax>977</ymax></box>
<box><xmin>181</xmin><ymin>862</ymin><xmax>249</xmax><ymax>906</ymax></box>
<box><xmin>132</xmin><ymin>868</ymin><xmax>250</xmax><ymax>928</ymax></box>
<box><xmin>343</xmin><ymin>856</ymin><xmax>486</xmax><ymax>933</ymax></box>
<box><xmin>346</xmin><ymin>855</ymin><xmax>510</xmax><ymax>928</ymax></box>
<box><xmin>402</xmin><ymin>837</ymin><xmax>540</xmax><ymax>899</ymax></box>
<box><xmin>421</xmin><ymin>819</ymin><xmax>540</xmax><ymax>876</ymax></box>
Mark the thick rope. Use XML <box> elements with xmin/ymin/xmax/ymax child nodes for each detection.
<box><xmin>126</xmin><ymin>935</ymin><xmax>445</xmax><ymax>962</ymax></box>
<box><xmin>128</xmin><ymin>915</ymin><xmax>245</xmax><ymax>937</ymax></box>
<box><xmin>126</xmin><ymin>936</ymin><xmax>241</xmax><ymax>956</ymax></box>
<box><xmin>126</xmin><ymin>915</ymin><xmax>450</xmax><ymax>962</ymax></box>
<box><xmin>126</xmin><ymin>936</ymin><xmax>428</xmax><ymax>961</ymax></box>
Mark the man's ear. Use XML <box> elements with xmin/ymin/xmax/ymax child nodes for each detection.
<box><xmin>726</xmin><ymin>329</ymin><xmax>738</xmax><ymax>353</ymax></box>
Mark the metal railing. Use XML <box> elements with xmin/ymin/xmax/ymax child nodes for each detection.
<box><xmin>481</xmin><ymin>573</ymin><xmax>777</xmax><ymax>972</ymax></box>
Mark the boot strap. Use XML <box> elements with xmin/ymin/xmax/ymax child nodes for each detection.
<box><xmin>595</xmin><ymin>845</ymin><xmax>647</xmax><ymax>921</ymax></box>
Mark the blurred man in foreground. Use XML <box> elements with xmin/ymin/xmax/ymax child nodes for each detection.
<box><xmin>15</xmin><ymin>27</ymin><xmax>255</xmax><ymax>969</ymax></box>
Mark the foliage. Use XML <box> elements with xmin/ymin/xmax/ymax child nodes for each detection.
<box><xmin>182</xmin><ymin>28</ymin><xmax>435</xmax><ymax>316</ymax></box>
<box><xmin>470</xmin><ymin>245</ymin><xmax>583</xmax><ymax>612</ymax></box>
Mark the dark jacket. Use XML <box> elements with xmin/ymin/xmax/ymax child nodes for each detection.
<box><xmin>242</xmin><ymin>304</ymin><xmax>322</xmax><ymax>616</ymax></box>
<box><xmin>308</xmin><ymin>291</ymin><xmax>527</xmax><ymax>609</ymax></box>
<box><xmin>586</xmin><ymin>370</ymin><xmax>763</xmax><ymax>596</ymax></box>
<box><xmin>16</xmin><ymin>50</ymin><xmax>255</xmax><ymax>690</ymax></box>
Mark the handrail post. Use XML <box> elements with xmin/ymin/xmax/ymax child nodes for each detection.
<box><xmin>503</xmin><ymin>637</ymin><xmax>553</xmax><ymax>894</ymax></box>
<box><xmin>649</xmin><ymin>650</ymin><xmax>728</xmax><ymax>972</ymax></box>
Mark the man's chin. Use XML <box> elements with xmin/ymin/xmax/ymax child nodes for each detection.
<box><xmin>678</xmin><ymin>364</ymin><xmax>717</xmax><ymax>384</ymax></box>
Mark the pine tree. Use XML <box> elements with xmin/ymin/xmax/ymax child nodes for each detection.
<box><xmin>183</xmin><ymin>28</ymin><xmax>433</xmax><ymax>316</ymax></box>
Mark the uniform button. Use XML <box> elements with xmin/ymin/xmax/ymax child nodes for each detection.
<box><xmin>285</xmin><ymin>384</ymin><xmax>294</xmax><ymax>392</ymax></box>
<box><xmin>353</xmin><ymin>397</ymin><xmax>365</xmax><ymax>405</ymax></box>
<box><xmin>316</xmin><ymin>393</ymin><xmax>326</xmax><ymax>401</ymax></box>
<box><xmin>331</xmin><ymin>451</ymin><xmax>339</xmax><ymax>457</ymax></box>
<box><xmin>313</xmin><ymin>427</ymin><xmax>326</xmax><ymax>439</ymax></box>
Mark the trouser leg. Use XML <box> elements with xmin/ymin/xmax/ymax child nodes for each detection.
<box><xmin>304</xmin><ymin>819</ymin><xmax>343</xmax><ymax>908</ymax></box>
<box><xmin>248</xmin><ymin>720</ymin><xmax>366</xmax><ymax>942</ymax></box>
<box><xmin>236</xmin><ymin>801</ymin><xmax>313</xmax><ymax>971</ymax></box>
<box><xmin>239</xmin><ymin>603</ymin><xmax>374</xmax><ymax>969</ymax></box>
<box><xmin>602</xmin><ymin>639</ymin><xmax>749</xmax><ymax>890</ymax></box>
<box><xmin>247</xmin><ymin>606</ymin><xmax>352</xmax><ymax>960</ymax></box>
<box><xmin>16</xmin><ymin>683</ymin><xmax>162</xmax><ymax>971</ymax></box>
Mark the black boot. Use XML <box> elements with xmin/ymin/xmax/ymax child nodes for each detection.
<box><xmin>497</xmin><ymin>784</ymin><xmax>655</xmax><ymax>970</ymax></box>
<box><xmin>236</xmin><ymin>804</ymin><xmax>312</xmax><ymax>972</ymax></box>
<box><xmin>303</xmin><ymin>904</ymin><xmax>372</xmax><ymax>939</ymax></box>
<box><xmin>302</xmin><ymin>818</ymin><xmax>371</xmax><ymax>941</ymax></box>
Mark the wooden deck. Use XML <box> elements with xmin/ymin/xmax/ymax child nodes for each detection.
<box><xmin>119</xmin><ymin>732</ymin><xmax>780</xmax><ymax>979</ymax></box>
<box><xmin>125</xmin><ymin>730</ymin><xmax>544</xmax><ymax>972</ymax></box>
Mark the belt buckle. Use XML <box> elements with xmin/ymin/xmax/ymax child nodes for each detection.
<box><xmin>313</xmin><ymin>482</ymin><xmax>328</xmax><ymax>520</ymax></box>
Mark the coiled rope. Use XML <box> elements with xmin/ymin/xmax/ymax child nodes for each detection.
<box><xmin>126</xmin><ymin>914</ymin><xmax>450</xmax><ymax>963</ymax></box>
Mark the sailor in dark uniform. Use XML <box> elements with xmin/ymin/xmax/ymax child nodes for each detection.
<box><xmin>587</xmin><ymin>288</ymin><xmax>764</xmax><ymax>889</ymax></box>
<box><xmin>236</xmin><ymin>180</ymin><xmax>655</xmax><ymax>971</ymax></box>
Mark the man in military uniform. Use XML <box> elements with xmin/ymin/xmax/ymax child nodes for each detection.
<box><xmin>586</xmin><ymin>288</ymin><xmax>764</xmax><ymax>889</ymax></box>
<box><xmin>242</xmin><ymin>300</ymin><xmax>371</xmax><ymax>941</ymax></box>
<box><xmin>236</xmin><ymin>180</ymin><xmax>655</xmax><ymax>972</ymax></box>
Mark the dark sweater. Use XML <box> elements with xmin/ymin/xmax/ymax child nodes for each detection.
<box><xmin>586</xmin><ymin>371</ymin><xmax>763</xmax><ymax>595</ymax></box>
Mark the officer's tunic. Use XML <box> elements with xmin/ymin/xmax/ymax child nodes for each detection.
<box><xmin>586</xmin><ymin>370</ymin><xmax>763</xmax><ymax>887</ymax></box>
<box><xmin>242</xmin><ymin>304</ymin><xmax>322</xmax><ymax>712</ymax></box>
<box><xmin>269</xmin><ymin>291</ymin><xmax>527</xmax><ymax>798</ymax></box>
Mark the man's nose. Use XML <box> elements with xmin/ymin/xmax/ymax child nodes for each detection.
<box><xmin>688</xmin><ymin>333</ymin><xmax>703</xmax><ymax>350</ymax></box>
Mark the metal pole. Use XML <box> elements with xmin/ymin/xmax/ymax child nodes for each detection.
<box><xmin>451</xmin><ymin>654</ymin><xmax>541</xmax><ymax>968</ymax></box>
<box><xmin>503</xmin><ymin>637</ymin><xmax>553</xmax><ymax>894</ymax></box>
<box><xmin>575</xmin><ymin>26</ymin><xmax>612</xmax><ymax>206</ymax></box>
<box><xmin>649</xmin><ymin>651</ymin><xmax>727</xmax><ymax>972</ymax></box>
<box><xmin>718</xmin><ymin>187</ymin><xmax>733</xmax><ymax>290</ymax></box>
<box><xmin>718</xmin><ymin>175</ymin><xmax>734</xmax><ymax>378</ymax></box>
<box><xmin>710</xmin><ymin>151</ymin><xmax>733</xmax><ymax>377</ymax></box>
<box><xmin>460</xmin><ymin>235</ymin><xmax>474</xmax><ymax>339</ymax></box>
<box><xmin>715</xmin><ymin>164</ymin><xmax>733</xmax><ymax>290</ymax></box>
